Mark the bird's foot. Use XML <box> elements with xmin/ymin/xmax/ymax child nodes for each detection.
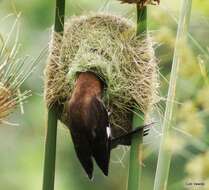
<box><xmin>110</xmin><ymin>122</ymin><xmax>155</xmax><ymax>149</ymax></box>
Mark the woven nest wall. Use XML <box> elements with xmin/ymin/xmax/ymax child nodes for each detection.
<box><xmin>45</xmin><ymin>13</ymin><xmax>159</xmax><ymax>136</ymax></box>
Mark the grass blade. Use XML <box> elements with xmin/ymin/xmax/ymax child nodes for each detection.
<box><xmin>153</xmin><ymin>1</ymin><xmax>193</xmax><ymax>190</ymax></box>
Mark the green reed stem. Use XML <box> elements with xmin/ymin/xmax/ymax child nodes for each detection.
<box><xmin>42</xmin><ymin>1</ymin><xmax>65</xmax><ymax>190</ymax></box>
<box><xmin>153</xmin><ymin>1</ymin><xmax>192</xmax><ymax>190</ymax></box>
<box><xmin>127</xmin><ymin>5</ymin><xmax>147</xmax><ymax>190</ymax></box>
<box><xmin>42</xmin><ymin>107</ymin><xmax>58</xmax><ymax>190</ymax></box>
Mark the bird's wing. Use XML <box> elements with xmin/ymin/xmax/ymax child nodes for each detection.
<box><xmin>89</xmin><ymin>97</ymin><xmax>110</xmax><ymax>176</ymax></box>
<box><xmin>69</xmin><ymin>120</ymin><xmax>94</xmax><ymax>179</ymax></box>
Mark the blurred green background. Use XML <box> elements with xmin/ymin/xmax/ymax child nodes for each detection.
<box><xmin>0</xmin><ymin>0</ymin><xmax>209</xmax><ymax>189</ymax></box>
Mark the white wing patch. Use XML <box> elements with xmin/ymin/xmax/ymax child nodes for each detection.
<box><xmin>106</xmin><ymin>125</ymin><xmax>112</xmax><ymax>138</ymax></box>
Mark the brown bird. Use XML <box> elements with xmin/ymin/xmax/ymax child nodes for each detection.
<box><xmin>118</xmin><ymin>0</ymin><xmax>160</xmax><ymax>7</ymax></box>
<box><xmin>66</xmin><ymin>71</ymin><xmax>152</xmax><ymax>179</ymax></box>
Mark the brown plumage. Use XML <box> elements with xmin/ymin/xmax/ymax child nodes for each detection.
<box><xmin>68</xmin><ymin>72</ymin><xmax>103</xmax><ymax>116</ymax></box>
<box><xmin>65</xmin><ymin>71</ymin><xmax>152</xmax><ymax>179</ymax></box>
<box><xmin>118</xmin><ymin>0</ymin><xmax>160</xmax><ymax>6</ymax></box>
<box><xmin>66</xmin><ymin>72</ymin><xmax>110</xmax><ymax>179</ymax></box>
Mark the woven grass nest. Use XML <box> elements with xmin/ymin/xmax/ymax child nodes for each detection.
<box><xmin>45</xmin><ymin>13</ymin><xmax>159</xmax><ymax>136</ymax></box>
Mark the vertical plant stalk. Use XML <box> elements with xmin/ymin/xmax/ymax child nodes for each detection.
<box><xmin>127</xmin><ymin>5</ymin><xmax>147</xmax><ymax>190</ymax></box>
<box><xmin>153</xmin><ymin>1</ymin><xmax>192</xmax><ymax>190</ymax></box>
<box><xmin>42</xmin><ymin>0</ymin><xmax>65</xmax><ymax>190</ymax></box>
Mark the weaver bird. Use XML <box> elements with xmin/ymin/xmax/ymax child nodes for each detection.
<box><xmin>66</xmin><ymin>71</ymin><xmax>152</xmax><ymax>179</ymax></box>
